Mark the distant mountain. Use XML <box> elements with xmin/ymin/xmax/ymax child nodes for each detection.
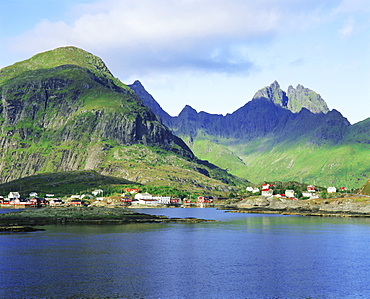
<box><xmin>252</xmin><ymin>81</ymin><xmax>329</xmax><ymax>114</ymax></box>
<box><xmin>130</xmin><ymin>81</ymin><xmax>369</xmax><ymax>189</ymax></box>
<box><xmin>0</xmin><ymin>47</ymin><xmax>245</xmax><ymax>192</ymax></box>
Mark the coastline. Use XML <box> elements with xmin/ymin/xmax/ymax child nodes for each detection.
<box><xmin>0</xmin><ymin>206</ymin><xmax>215</xmax><ymax>228</ymax></box>
<box><xmin>223</xmin><ymin>196</ymin><xmax>370</xmax><ymax>217</ymax></box>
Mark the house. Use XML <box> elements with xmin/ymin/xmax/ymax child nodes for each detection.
<box><xmin>92</xmin><ymin>189</ymin><xmax>104</xmax><ymax>196</ymax></box>
<box><xmin>8</xmin><ymin>192</ymin><xmax>20</xmax><ymax>199</ymax></box>
<box><xmin>137</xmin><ymin>198</ymin><xmax>159</xmax><ymax>205</ymax></box>
<box><xmin>197</xmin><ymin>196</ymin><xmax>213</xmax><ymax>203</ymax></box>
<box><xmin>170</xmin><ymin>198</ymin><xmax>182</xmax><ymax>205</ymax></box>
<box><xmin>121</xmin><ymin>196</ymin><xmax>132</xmax><ymax>204</ymax></box>
<box><xmin>246</xmin><ymin>186</ymin><xmax>260</xmax><ymax>193</ymax></box>
<box><xmin>45</xmin><ymin>194</ymin><xmax>55</xmax><ymax>198</ymax></box>
<box><xmin>70</xmin><ymin>199</ymin><xmax>84</xmax><ymax>206</ymax></box>
<box><xmin>261</xmin><ymin>189</ymin><xmax>273</xmax><ymax>197</ymax></box>
<box><xmin>134</xmin><ymin>193</ymin><xmax>153</xmax><ymax>200</ymax></box>
<box><xmin>49</xmin><ymin>199</ymin><xmax>64</xmax><ymax>206</ymax></box>
<box><xmin>153</xmin><ymin>196</ymin><xmax>171</xmax><ymax>204</ymax></box>
<box><xmin>262</xmin><ymin>183</ymin><xmax>271</xmax><ymax>190</ymax></box>
<box><xmin>307</xmin><ymin>185</ymin><xmax>316</xmax><ymax>192</ymax></box>
<box><xmin>339</xmin><ymin>187</ymin><xmax>347</xmax><ymax>191</ymax></box>
<box><xmin>327</xmin><ymin>187</ymin><xmax>337</xmax><ymax>193</ymax></box>
<box><xmin>29</xmin><ymin>192</ymin><xmax>38</xmax><ymax>197</ymax></box>
<box><xmin>302</xmin><ymin>191</ymin><xmax>313</xmax><ymax>198</ymax></box>
<box><xmin>285</xmin><ymin>190</ymin><xmax>295</xmax><ymax>198</ymax></box>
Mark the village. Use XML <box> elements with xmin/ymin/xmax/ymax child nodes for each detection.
<box><xmin>0</xmin><ymin>183</ymin><xmax>348</xmax><ymax>209</ymax></box>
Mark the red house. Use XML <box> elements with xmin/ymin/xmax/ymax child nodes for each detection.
<box><xmin>70</xmin><ymin>199</ymin><xmax>84</xmax><ymax>206</ymax></box>
<box><xmin>170</xmin><ymin>198</ymin><xmax>181</xmax><ymax>204</ymax></box>
<box><xmin>121</xmin><ymin>197</ymin><xmax>132</xmax><ymax>204</ymax></box>
<box><xmin>307</xmin><ymin>185</ymin><xmax>316</xmax><ymax>192</ymax></box>
<box><xmin>197</xmin><ymin>196</ymin><xmax>213</xmax><ymax>203</ymax></box>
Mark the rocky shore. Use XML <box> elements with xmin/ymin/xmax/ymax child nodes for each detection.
<box><xmin>224</xmin><ymin>196</ymin><xmax>370</xmax><ymax>217</ymax></box>
<box><xmin>0</xmin><ymin>206</ymin><xmax>215</xmax><ymax>228</ymax></box>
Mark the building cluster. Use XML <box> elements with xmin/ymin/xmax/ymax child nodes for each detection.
<box><xmin>0</xmin><ymin>188</ymin><xmax>214</xmax><ymax>208</ymax></box>
<box><xmin>0</xmin><ymin>191</ymin><xmax>88</xmax><ymax>207</ymax></box>
<box><xmin>246</xmin><ymin>184</ymin><xmax>347</xmax><ymax>200</ymax></box>
<box><xmin>121</xmin><ymin>189</ymin><xmax>213</xmax><ymax>206</ymax></box>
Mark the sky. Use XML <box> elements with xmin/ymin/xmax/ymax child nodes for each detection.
<box><xmin>0</xmin><ymin>0</ymin><xmax>369</xmax><ymax>124</ymax></box>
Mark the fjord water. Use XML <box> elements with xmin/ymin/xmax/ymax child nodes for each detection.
<box><xmin>1</xmin><ymin>208</ymin><xmax>370</xmax><ymax>298</ymax></box>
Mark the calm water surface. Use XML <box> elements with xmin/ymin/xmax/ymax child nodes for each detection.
<box><xmin>1</xmin><ymin>208</ymin><xmax>370</xmax><ymax>298</ymax></box>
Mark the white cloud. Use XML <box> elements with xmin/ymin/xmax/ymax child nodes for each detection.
<box><xmin>9</xmin><ymin>0</ymin><xmax>336</xmax><ymax>77</ymax></box>
<box><xmin>339</xmin><ymin>18</ymin><xmax>354</xmax><ymax>37</ymax></box>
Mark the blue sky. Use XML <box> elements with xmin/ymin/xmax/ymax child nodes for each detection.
<box><xmin>1</xmin><ymin>0</ymin><xmax>369</xmax><ymax>123</ymax></box>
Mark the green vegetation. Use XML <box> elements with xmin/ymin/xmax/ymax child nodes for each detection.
<box><xmin>186</xmin><ymin>135</ymin><xmax>370</xmax><ymax>189</ymax></box>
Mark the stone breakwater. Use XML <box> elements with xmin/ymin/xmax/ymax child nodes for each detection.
<box><xmin>0</xmin><ymin>207</ymin><xmax>216</xmax><ymax>227</ymax></box>
<box><xmin>225</xmin><ymin>197</ymin><xmax>370</xmax><ymax>217</ymax></box>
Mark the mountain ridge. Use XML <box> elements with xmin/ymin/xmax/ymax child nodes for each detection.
<box><xmin>129</xmin><ymin>80</ymin><xmax>369</xmax><ymax>189</ymax></box>
<box><xmin>0</xmin><ymin>46</ymin><xmax>245</xmax><ymax>192</ymax></box>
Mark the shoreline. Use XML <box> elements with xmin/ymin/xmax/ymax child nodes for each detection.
<box><xmin>0</xmin><ymin>206</ymin><xmax>216</xmax><ymax>229</ymax></box>
<box><xmin>222</xmin><ymin>196</ymin><xmax>370</xmax><ymax>217</ymax></box>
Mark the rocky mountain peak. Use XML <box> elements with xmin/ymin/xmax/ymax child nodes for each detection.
<box><xmin>253</xmin><ymin>81</ymin><xmax>329</xmax><ymax>114</ymax></box>
<box><xmin>252</xmin><ymin>80</ymin><xmax>288</xmax><ymax>108</ymax></box>
<box><xmin>287</xmin><ymin>84</ymin><xmax>329</xmax><ymax>114</ymax></box>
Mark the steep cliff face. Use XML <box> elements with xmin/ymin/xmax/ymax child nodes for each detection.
<box><xmin>0</xmin><ymin>47</ymin><xmax>244</xmax><ymax>190</ymax></box>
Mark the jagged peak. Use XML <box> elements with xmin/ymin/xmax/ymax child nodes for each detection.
<box><xmin>252</xmin><ymin>80</ymin><xmax>287</xmax><ymax>108</ymax></box>
<box><xmin>131</xmin><ymin>80</ymin><xmax>144</xmax><ymax>87</ymax></box>
<box><xmin>178</xmin><ymin>105</ymin><xmax>198</xmax><ymax>118</ymax></box>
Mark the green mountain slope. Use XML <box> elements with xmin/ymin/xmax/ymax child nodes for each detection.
<box><xmin>0</xmin><ymin>47</ymin><xmax>246</xmax><ymax>192</ymax></box>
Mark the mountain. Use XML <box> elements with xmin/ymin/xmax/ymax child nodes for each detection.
<box><xmin>130</xmin><ymin>81</ymin><xmax>370</xmax><ymax>189</ymax></box>
<box><xmin>0</xmin><ymin>46</ymin><xmax>246</xmax><ymax>192</ymax></box>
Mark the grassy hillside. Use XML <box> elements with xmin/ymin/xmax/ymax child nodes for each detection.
<box><xmin>186</xmin><ymin>136</ymin><xmax>369</xmax><ymax>189</ymax></box>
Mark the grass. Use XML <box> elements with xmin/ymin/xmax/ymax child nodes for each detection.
<box><xmin>187</xmin><ymin>136</ymin><xmax>370</xmax><ymax>189</ymax></box>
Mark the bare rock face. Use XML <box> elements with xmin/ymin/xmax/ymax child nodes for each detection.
<box><xmin>287</xmin><ymin>84</ymin><xmax>329</xmax><ymax>114</ymax></box>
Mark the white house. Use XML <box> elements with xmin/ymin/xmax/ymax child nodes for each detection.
<box><xmin>134</xmin><ymin>193</ymin><xmax>153</xmax><ymax>200</ymax></box>
<box><xmin>8</xmin><ymin>192</ymin><xmax>20</xmax><ymax>199</ymax></box>
<box><xmin>246</xmin><ymin>187</ymin><xmax>254</xmax><ymax>192</ymax></box>
<box><xmin>327</xmin><ymin>187</ymin><xmax>337</xmax><ymax>193</ymax></box>
<box><xmin>302</xmin><ymin>191</ymin><xmax>313</xmax><ymax>198</ymax></box>
<box><xmin>261</xmin><ymin>189</ymin><xmax>273</xmax><ymax>197</ymax></box>
<box><xmin>137</xmin><ymin>198</ymin><xmax>159</xmax><ymax>205</ymax></box>
<box><xmin>29</xmin><ymin>192</ymin><xmax>38</xmax><ymax>197</ymax></box>
<box><xmin>153</xmin><ymin>196</ymin><xmax>171</xmax><ymax>204</ymax></box>
<box><xmin>285</xmin><ymin>190</ymin><xmax>295</xmax><ymax>198</ymax></box>
<box><xmin>92</xmin><ymin>189</ymin><xmax>103</xmax><ymax>196</ymax></box>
